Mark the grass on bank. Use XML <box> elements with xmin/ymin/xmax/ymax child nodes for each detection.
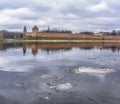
<box><xmin>2</xmin><ymin>36</ymin><xmax>120</xmax><ymax>43</ymax></box>
<box><xmin>23</xmin><ymin>36</ymin><xmax>102</xmax><ymax>40</ymax></box>
<box><xmin>0</xmin><ymin>36</ymin><xmax>5</xmax><ymax>41</ymax></box>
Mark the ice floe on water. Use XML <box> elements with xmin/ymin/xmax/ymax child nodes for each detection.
<box><xmin>50</xmin><ymin>83</ymin><xmax>73</xmax><ymax>91</ymax></box>
<box><xmin>41</xmin><ymin>74</ymin><xmax>73</xmax><ymax>91</ymax></box>
<box><xmin>0</xmin><ymin>65</ymin><xmax>33</xmax><ymax>72</ymax></box>
<box><xmin>55</xmin><ymin>83</ymin><xmax>73</xmax><ymax>91</ymax></box>
<box><xmin>74</xmin><ymin>67</ymin><xmax>115</xmax><ymax>74</ymax></box>
<box><xmin>41</xmin><ymin>74</ymin><xmax>62</xmax><ymax>81</ymax></box>
<box><xmin>41</xmin><ymin>74</ymin><xmax>50</xmax><ymax>79</ymax></box>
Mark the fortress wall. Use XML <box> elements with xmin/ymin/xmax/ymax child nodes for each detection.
<box><xmin>25</xmin><ymin>32</ymin><xmax>120</xmax><ymax>40</ymax></box>
<box><xmin>102</xmin><ymin>36</ymin><xmax>120</xmax><ymax>40</ymax></box>
<box><xmin>38</xmin><ymin>33</ymin><xmax>120</xmax><ymax>40</ymax></box>
<box><xmin>24</xmin><ymin>26</ymin><xmax>120</xmax><ymax>40</ymax></box>
<box><xmin>25</xmin><ymin>32</ymin><xmax>32</xmax><ymax>36</ymax></box>
<box><xmin>37</xmin><ymin>32</ymin><xmax>104</xmax><ymax>39</ymax></box>
<box><xmin>37</xmin><ymin>32</ymin><xmax>71</xmax><ymax>38</ymax></box>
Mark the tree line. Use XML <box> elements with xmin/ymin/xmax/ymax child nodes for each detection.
<box><xmin>1</xmin><ymin>30</ymin><xmax>23</xmax><ymax>39</ymax></box>
<box><xmin>42</xmin><ymin>28</ymin><xmax>72</xmax><ymax>34</ymax></box>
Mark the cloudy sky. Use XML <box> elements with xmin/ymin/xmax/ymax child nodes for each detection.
<box><xmin>0</xmin><ymin>0</ymin><xmax>120</xmax><ymax>32</ymax></box>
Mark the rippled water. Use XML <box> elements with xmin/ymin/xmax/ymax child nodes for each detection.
<box><xmin>0</xmin><ymin>42</ymin><xmax>120</xmax><ymax>104</ymax></box>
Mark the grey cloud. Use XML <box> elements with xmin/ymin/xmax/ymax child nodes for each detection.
<box><xmin>0</xmin><ymin>0</ymin><xmax>120</xmax><ymax>32</ymax></box>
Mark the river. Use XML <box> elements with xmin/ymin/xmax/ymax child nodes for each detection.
<box><xmin>0</xmin><ymin>42</ymin><xmax>120</xmax><ymax>104</ymax></box>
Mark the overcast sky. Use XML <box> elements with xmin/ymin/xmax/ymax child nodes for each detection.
<box><xmin>0</xmin><ymin>0</ymin><xmax>120</xmax><ymax>32</ymax></box>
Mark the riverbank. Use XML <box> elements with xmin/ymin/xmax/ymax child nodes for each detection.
<box><xmin>4</xmin><ymin>39</ymin><xmax>120</xmax><ymax>43</ymax></box>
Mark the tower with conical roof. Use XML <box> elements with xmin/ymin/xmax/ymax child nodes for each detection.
<box><xmin>32</xmin><ymin>25</ymin><xmax>39</xmax><ymax>37</ymax></box>
<box><xmin>23</xmin><ymin>26</ymin><xmax>27</xmax><ymax>37</ymax></box>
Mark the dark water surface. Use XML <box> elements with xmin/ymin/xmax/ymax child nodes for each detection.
<box><xmin>0</xmin><ymin>42</ymin><xmax>120</xmax><ymax>104</ymax></box>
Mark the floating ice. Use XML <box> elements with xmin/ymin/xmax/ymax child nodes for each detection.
<box><xmin>74</xmin><ymin>67</ymin><xmax>115</xmax><ymax>74</ymax></box>
<box><xmin>43</xmin><ymin>96</ymin><xmax>50</xmax><ymax>100</ymax></box>
<box><xmin>41</xmin><ymin>74</ymin><xmax>50</xmax><ymax>79</ymax></box>
<box><xmin>49</xmin><ymin>83</ymin><xmax>73</xmax><ymax>91</ymax></box>
<box><xmin>41</xmin><ymin>74</ymin><xmax>61</xmax><ymax>81</ymax></box>
<box><xmin>55</xmin><ymin>83</ymin><xmax>73</xmax><ymax>91</ymax></box>
<box><xmin>0</xmin><ymin>66</ymin><xmax>32</xmax><ymax>72</ymax></box>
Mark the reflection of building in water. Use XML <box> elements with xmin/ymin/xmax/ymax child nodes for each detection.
<box><xmin>23</xmin><ymin>44</ymin><xmax>26</xmax><ymax>56</ymax></box>
<box><xmin>31</xmin><ymin>44</ymin><xmax>38</xmax><ymax>56</ymax></box>
<box><xmin>22</xmin><ymin>42</ymin><xmax>120</xmax><ymax>56</ymax></box>
<box><xmin>22</xmin><ymin>44</ymin><xmax>38</xmax><ymax>56</ymax></box>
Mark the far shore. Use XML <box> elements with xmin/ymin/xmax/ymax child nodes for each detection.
<box><xmin>2</xmin><ymin>39</ymin><xmax>120</xmax><ymax>43</ymax></box>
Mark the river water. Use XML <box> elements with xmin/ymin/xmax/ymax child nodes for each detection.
<box><xmin>0</xmin><ymin>42</ymin><xmax>120</xmax><ymax>104</ymax></box>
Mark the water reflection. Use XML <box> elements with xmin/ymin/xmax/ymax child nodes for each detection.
<box><xmin>1</xmin><ymin>42</ymin><xmax>120</xmax><ymax>55</ymax></box>
<box><xmin>22</xmin><ymin>42</ymin><xmax>120</xmax><ymax>54</ymax></box>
